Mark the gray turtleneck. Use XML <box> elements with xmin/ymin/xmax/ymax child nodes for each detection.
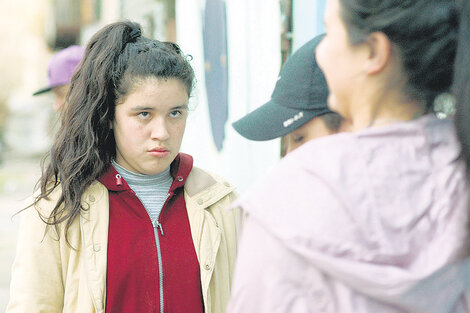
<box><xmin>111</xmin><ymin>160</ymin><xmax>173</xmax><ymax>223</ymax></box>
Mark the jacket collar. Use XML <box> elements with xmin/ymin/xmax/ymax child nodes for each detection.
<box><xmin>98</xmin><ymin>165</ymin><xmax>131</xmax><ymax>192</ymax></box>
<box><xmin>98</xmin><ymin>153</ymin><xmax>193</xmax><ymax>192</ymax></box>
<box><xmin>170</xmin><ymin>153</ymin><xmax>193</xmax><ymax>192</ymax></box>
<box><xmin>184</xmin><ymin>167</ymin><xmax>236</xmax><ymax>210</ymax></box>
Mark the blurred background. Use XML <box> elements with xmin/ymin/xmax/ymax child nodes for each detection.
<box><xmin>0</xmin><ymin>0</ymin><xmax>327</xmax><ymax>309</ymax></box>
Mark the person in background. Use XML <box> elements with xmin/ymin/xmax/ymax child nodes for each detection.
<box><xmin>228</xmin><ymin>0</ymin><xmax>470</xmax><ymax>312</ymax></box>
<box><xmin>232</xmin><ymin>35</ymin><xmax>348</xmax><ymax>155</ymax></box>
<box><xmin>33</xmin><ymin>45</ymin><xmax>85</xmax><ymax>111</ymax></box>
<box><xmin>7</xmin><ymin>21</ymin><xmax>240</xmax><ymax>313</ymax></box>
<box><xmin>455</xmin><ymin>0</ymin><xmax>470</xmax><ymax>174</ymax></box>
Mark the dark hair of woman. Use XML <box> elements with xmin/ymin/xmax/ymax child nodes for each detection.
<box><xmin>33</xmin><ymin>20</ymin><xmax>195</xmax><ymax>244</ymax></box>
<box><xmin>454</xmin><ymin>0</ymin><xmax>470</xmax><ymax>175</ymax></box>
<box><xmin>339</xmin><ymin>0</ymin><xmax>459</xmax><ymax>111</ymax></box>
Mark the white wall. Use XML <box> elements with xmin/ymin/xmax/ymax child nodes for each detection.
<box><xmin>292</xmin><ymin>0</ymin><xmax>326</xmax><ymax>51</ymax></box>
<box><xmin>121</xmin><ymin>0</ymin><xmax>167</xmax><ymax>39</ymax></box>
<box><xmin>1</xmin><ymin>0</ymin><xmax>54</xmax><ymax>157</ymax></box>
<box><xmin>176</xmin><ymin>0</ymin><xmax>281</xmax><ymax>193</ymax></box>
<box><xmin>100</xmin><ymin>0</ymin><xmax>121</xmax><ymax>24</ymax></box>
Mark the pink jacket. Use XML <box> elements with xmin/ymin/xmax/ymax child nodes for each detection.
<box><xmin>228</xmin><ymin>115</ymin><xmax>470</xmax><ymax>313</ymax></box>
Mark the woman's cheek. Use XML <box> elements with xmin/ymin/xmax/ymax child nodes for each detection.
<box><xmin>315</xmin><ymin>40</ymin><xmax>327</xmax><ymax>72</ymax></box>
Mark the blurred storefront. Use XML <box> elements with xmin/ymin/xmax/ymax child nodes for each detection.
<box><xmin>0</xmin><ymin>1</ymin><xmax>327</xmax><ymax>311</ymax></box>
<box><xmin>0</xmin><ymin>0</ymin><xmax>55</xmax><ymax>159</ymax></box>
<box><xmin>175</xmin><ymin>0</ymin><xmax>326</xmax><ymax>192</ymax></box>
<box><xmin>80</xmin><ymin>0</ymin><xmax>173</xmax><ymax>42</ymax></box>
<box><xmin>1</xmin><ymin>0</ymin><xmax>326</xmax><ymax>192</ymax></box>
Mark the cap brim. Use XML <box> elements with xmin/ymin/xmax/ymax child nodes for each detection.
<box><xmin>32</xmin><ymin>82</ymin><xmax>67</xmax><ymax>96</ymax></box>
<box><xmin>32</xmin><ymin>86</ymin><xmax>53</xmax><ymax>96</ymax></box>
<box><xmin>232</xmin><ymin>100</ymin><xmax>328</xmax><ymax>141</ymax></box>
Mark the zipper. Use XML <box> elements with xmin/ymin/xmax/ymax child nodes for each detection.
<box><xmin>153</xmin><ymin>222</ymin><xmax>165</xmax><ymax>313</ymax></box>
<box><xmin>153</xmin><ymin>220</ymin><xmax>164</xmax><ymax>236</ymax></box>
<box><xmin>152</xmin><ymin>192</ymin><xmax>172</xmax><ymax>313</ymax></box>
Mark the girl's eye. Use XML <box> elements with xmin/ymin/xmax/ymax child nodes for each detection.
<box><xmin>293</xmin><ymin>135</ymin><xmax>304</xmax><ymax>143</ymax></box>
<box><xmin>169</xmin><ymin>110</ymin><xmax>182</xmax><ymax>118</ymax></box>
<box><xmin>138</xmin><ymin>112</ymin><xmax>150</xmax><ymax>119</ymax></box>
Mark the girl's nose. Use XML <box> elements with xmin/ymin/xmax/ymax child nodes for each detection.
<box><xmin>150</xmin><ymin>118</ymin><xmax>170</xmax><ymax>141</ymax></box>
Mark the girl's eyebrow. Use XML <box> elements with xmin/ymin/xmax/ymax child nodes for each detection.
<box><xmin>130</xmin><ymin>104</ymin><xmax>189</xmax><ymax>111</ymax></box>
<box><xmin>130</xmin><ymin>106</ymin><xmax>155</xmax><ymax>111</ymax></box>
<box><xmin>172</xmin><ymin>104</ymin><xmax>189</xmax><ymax>110</ymax></box>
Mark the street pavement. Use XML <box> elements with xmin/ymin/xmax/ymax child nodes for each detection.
<box><xmin>0</xmin><ymin>156</ymin><xmax>41</xmax><ymax>312</ymax></box>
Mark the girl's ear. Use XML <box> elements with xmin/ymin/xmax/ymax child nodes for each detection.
<box><xmin>364</xmin><ymin>32</ymin><xmax>392</xmax><ymax>75</ymax></box>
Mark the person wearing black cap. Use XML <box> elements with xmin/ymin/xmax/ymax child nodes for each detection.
<box><xmin>232</xmin><ymin>34</ymin><xmax>348</xmax><ymax>155</ymax></box>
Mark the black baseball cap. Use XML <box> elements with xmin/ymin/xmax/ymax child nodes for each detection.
<box><xmin>232</xmin><ymin>34</ymin><xmax>332</xmax><ymax>141</ymax></box>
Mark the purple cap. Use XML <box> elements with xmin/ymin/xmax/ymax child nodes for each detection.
<box><xmin>33</xmin><ymin>45</ymin><xmax>85</xmax><ymax>96</ymax></box>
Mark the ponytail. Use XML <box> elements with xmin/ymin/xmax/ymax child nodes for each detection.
<box><xmin>454</xmin><ymin>0</ymin><xmax>470</xmax><ymax>175</ymax></box>
<box><xmin>35</xmin><ymin>21</ymin><xmax>146</xmax><ymax>244</ymax></box>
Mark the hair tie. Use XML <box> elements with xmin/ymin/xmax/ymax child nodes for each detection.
<box><xmin>127</xmin><ymin>28</ymin><xmax>141</xmax><ymax>43</ymax></box>
<box><xmin>165</xmin><ymin>42</ymin><xmax>182</xmax><ymax>54</ymax></box>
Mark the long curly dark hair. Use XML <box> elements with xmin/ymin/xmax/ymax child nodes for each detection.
<box><xmin>34</xmin><ymin>20</ymin><xmax>195</xmax><ymax>243</ymax></box>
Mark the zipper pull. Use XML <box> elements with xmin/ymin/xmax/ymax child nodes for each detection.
<box><xmin>152</xmin><ymin>220</ymin><xmax>164</xmax><ymax>236</ymax></box>
<box><xmin>115</xmin><ymin>174</ymin><xmax>122</xmax><ymax>186</ymax></box>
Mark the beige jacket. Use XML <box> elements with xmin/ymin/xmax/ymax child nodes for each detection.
<box><xmin>7</xmin><ymin>167</ymin><xmax>240</xmax><ymax>313</ymax></box>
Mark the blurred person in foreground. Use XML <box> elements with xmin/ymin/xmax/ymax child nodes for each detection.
<box><xmin>455</xmin><ymin>0</ymin><xmax>470</xmax><ymax>176</ymax></box>
<box><xmin>7</xmin><ymin>21</ymin><xmax>240</xmax><ymax>313</ymax></box>
<box><xmin>227</xmin><ymin>0</ymin><xmax>470</xmax><ymax>312</ymax></box>
<box><xmin>33</xmin><ymin>45</ymin><xmax>85</xmax><ymax>111</ymax></box>
<box><xmin>232</xmin><ymin>35</ymin><xmax>349</xmax><ymax>154</ymax></box>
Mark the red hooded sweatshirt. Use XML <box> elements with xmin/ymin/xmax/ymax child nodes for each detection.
<box><xmin>99</xmin><ymin>153</ymin><xmax>204</xmax><ymax>313</ymax></box>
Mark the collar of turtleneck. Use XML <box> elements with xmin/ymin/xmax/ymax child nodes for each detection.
<box><xmin>111</xmin><ymin>159</ymin><xmax>172</xmax><ymax>188</ymax></box>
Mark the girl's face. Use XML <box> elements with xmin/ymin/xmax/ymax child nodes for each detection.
<box><xmin>112</xmin><ymin>77</ymin><xmax>189</xmax><ymax>175</ymax></box>
<box><xmin>51</xmin><ymin>84</ymin><xmax>69</xmax><ymax>111</ymax></box>
<box><xmin>316</xmin><ymin>0</ymin><xmax>367</xmax><ymax>120</ymax></box>
<box><xmin>284</xmin><ymin>116</ymin><xmax>334</xmax><ymax>154</ymax></box>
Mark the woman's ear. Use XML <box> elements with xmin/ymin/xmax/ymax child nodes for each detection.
<box><xmin>364</xmin><ymin>32</ymin><xmax>392</xmax><ymax>75</ymax></box>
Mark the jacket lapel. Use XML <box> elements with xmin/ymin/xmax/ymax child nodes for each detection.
<box><xmin>184</xmin><ymin>167</ymin><xmax>235</xmax><ymax>308</ymax></box>
<box><xmin>79</xmin><ymin>182</ymin><xmax>109</xmax><ymax>313</ymax></box>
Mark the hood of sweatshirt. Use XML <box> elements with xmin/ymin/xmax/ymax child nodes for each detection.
<box><xmin>236</xmin><ymin>114</ymin><xmax>470</xmax><ymax>312</ymax></box>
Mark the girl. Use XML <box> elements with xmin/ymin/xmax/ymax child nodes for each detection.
<box><xmin>232</xmin><ymin>35</ymin><xmax>347</xmax><ymax>154</ymax></box>
<box><xmin>7</xmin><ymin>21</ymin><xmax>240</xmax><ymax>313</ymax></box>
<box><xmin>228</xmin><ymin>0</ymin><xmax>470</xmax><ymax>312</ymax></box>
